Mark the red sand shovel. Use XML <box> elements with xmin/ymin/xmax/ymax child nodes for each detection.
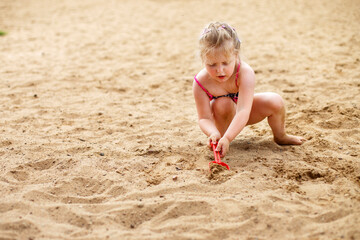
<box><xmin>209</xmin><ymin>142</ymin><xmax>230</xmax><ymax>170</ymax></box>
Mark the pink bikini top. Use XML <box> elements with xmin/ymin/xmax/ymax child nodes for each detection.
<box><xmin>194</xmin><ymin>62</ymin><xmax>241</xmax><ymax>103</ymax></box>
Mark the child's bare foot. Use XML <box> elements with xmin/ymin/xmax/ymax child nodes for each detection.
<box><xmin>274</xmin><ymin>134</ymin><xmax>305</xmax><ymax>145</ymax></box>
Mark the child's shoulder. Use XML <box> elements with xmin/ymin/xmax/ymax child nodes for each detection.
<box><xmin>240</xmin><ymin>60</ymin><xmax>253</xmax><ymax>71</ymax></box>
<box><xmin>194</xmin><ymin>68</ymin><xmax>210</xmax><ymax>83</ymax></box>
<box><xmin>239</xmin><ymin>60</ymin><xmax>255</xmax><ymax>77</ymax></box>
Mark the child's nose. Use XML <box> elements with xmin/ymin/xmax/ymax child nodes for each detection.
<box><xmin>217</xmin><ymin>66</ymin><xmax>224</xmax><ymax>73</ymax></box>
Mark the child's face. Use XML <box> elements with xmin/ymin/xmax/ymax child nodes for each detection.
<box><xmin>204</xmin><ymin>48</ymin><xmax>237</xmax><ymax>83</ymax></box>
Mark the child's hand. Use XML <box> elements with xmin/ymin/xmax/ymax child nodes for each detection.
<box><xmin>208</xmin><ymin>132</ymin><xmax>221</xmax><ymax>149</ymax></box>
<box><xmin>216</xmin><ymin>137</ymin><xmax>230</xmax><ymax>158</ymax></box>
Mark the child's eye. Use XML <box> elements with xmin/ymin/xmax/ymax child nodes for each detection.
<box><xmin>223</xmin><ymin>62</ymin><xmax>228</xmax><ymax>65</ymax></box>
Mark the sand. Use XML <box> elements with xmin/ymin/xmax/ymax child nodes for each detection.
<box><xmin>0</xmin><ymin>0</ymin><xmax>359</xmax><ymax>239</ymax></box>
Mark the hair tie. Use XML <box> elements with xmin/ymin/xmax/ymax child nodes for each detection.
<box><xmin>201</xmin><ymin>28</ymin><xmax>211</xmax><ymax>36</ymax></box>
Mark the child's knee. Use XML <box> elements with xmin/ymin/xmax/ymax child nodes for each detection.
<box><xmin>212</xmin><ymin>98</ymin><xmax>234</xmax><ymax>117</ymax></box>
<box><xmin>257</xmin><ymin>93</ymin><xmax>284</xmax><ymax>113</ymax></box>
<box><xmin>268</xmin><ymin>93</ymin><xmax>284</xmax><ymax>112</ymax></box>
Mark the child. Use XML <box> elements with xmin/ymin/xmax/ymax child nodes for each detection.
<box><xmin>193</xmin><ymin>22</ymin><xmax>305</xmax><ymax>157</ymax></box>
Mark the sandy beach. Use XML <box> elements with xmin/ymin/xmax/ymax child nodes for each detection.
<box><xmin>0</xmin><ymin>0</ymin><xmax>359</xmax><ymax>239</ymax></box>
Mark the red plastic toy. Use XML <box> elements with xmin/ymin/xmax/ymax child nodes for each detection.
<box><xmin>209</xmin><ymin>142</ymin><xmax>230</xmax><ymax>170</ymax></box>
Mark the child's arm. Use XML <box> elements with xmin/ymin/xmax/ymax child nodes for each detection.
<box><xmin>192</xmin><ymin>79</ymin><xmax>221</xmax><ymax>143</ymax></box>
<box><xmin>217</xmin><ymin>64</ymin><xmax>255</xmax><ymax>156</ymax></box>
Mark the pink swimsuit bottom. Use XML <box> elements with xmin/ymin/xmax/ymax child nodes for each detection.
<box><xmin>194</xmin><ymin>63</ymin><xmax>241</xmax><ymax>103</ymax></box>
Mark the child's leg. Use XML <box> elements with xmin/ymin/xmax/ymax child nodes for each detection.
<box><xmin>211</xmin><ymin>97</ymin><xmax>236</xmax><ymax>136</ymax></box>
<box><xmin>247</xmin><ymin>92</ymin><xmax>305</xmax><ymax>145</ymax></box>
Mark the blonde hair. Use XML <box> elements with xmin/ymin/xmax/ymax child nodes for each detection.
<box><xmin>199</xmin><ymin>22</ymin><xmax>241</xmax><ymax>61</ymax></box>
